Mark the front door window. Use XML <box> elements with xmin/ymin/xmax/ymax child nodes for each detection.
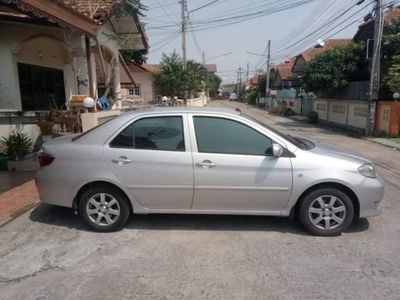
<box><xmin>193</xmin><ymin>116</ymin><xmax>273</xmax><ymax>155</ymax></box>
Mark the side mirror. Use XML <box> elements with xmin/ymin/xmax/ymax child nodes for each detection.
<box><xmin>272</xmin><ymin>143</ymin><xmax>284</xmax><ymax>157</ymax></box>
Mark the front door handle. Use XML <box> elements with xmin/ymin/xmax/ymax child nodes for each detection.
<box><xmin>112</xmin><ymin>156</ymin><xmax>132</xmax><ymax>165</ymax></box>
<box><xmin>197</xmin><ymin>160</ymin><xmax>216</xmax><ymax>168</ymax></box>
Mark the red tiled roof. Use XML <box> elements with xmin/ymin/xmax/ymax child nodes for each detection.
<box><xmin>61</xmin><ymin>0</ymin><xmax>121</xmax><ymax>24</ymax></box>
<box><xmin>141</xmin><ymin>64</ymin><xmax>160</xmax><ymax>73</ymax></box>
<box><xmin>385</xmin><ymin>5</ymin><xmax>400</xmax><ymax>24</ymax></box>
<box><xmin>301</xmin><ymin>39</ymin><xmax>352</xmax><ymax>62</ymax></box>
<box><xmin>274</xmin><ymin>58</ymin><xmax>295</xmax><ymax>80</ymax></box>
<box><xmin>205</xmin><ymin>64</ymin><xmax>217</xmax><ymax>73</ymax></box>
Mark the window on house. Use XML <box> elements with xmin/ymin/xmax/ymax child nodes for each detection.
<box><xmin>354</xmin><ymin>107</ymin><xmax>368</xmax><ymax>117</ymax></box>
<box><xmin>128</xmin><ymin>85</ymin><xmax>141</xmax><ymax>96</ymax></box>
<box><xmin>332</xmin><ymin>104</ymin><xmax>346</xmax><ymax>114</ymax></box>
<box><xmin>316</xmin><ymin>103</ymin><xmax>326</xmax><ymax>111</ymax></box>
<box><xmin>383</xmin><ymin>109</ymin><xmax>390</xmax><ymax>121</ymax></box>
<box><xmin>17</xmin><ymin>63</ymin><xmax>66</xmax><ymax>111</ymax></box>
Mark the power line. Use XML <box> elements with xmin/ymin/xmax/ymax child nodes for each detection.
<box><xmin>190</xmin><ymin>0</ymin><xmax>221</xmax><ymax>13</ymax></box>
<box><xmin>270</xmin><ymin>0</ymin><xmax>373</xmax><ymax>61</ymax></box>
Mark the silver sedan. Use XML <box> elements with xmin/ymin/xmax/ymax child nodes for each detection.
<box><xmin>35</xmin><ymin>108</ymin><xmax>384</xmax><ymax>236</ymax></box>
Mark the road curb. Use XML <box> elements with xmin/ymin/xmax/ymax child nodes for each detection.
<box><xmin>0</xmin><ymin>203</ymin><xmax>39</xmax><ymax>228</ymax></box>
<box><xmin>364</xmin><ymin>138</ymin><xmax>400</xmax><ymax>151</ymax></box>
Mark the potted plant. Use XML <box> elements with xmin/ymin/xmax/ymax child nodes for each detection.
<box><xmin>0</xmin><ymin>132</ymin><xmax>37</xmax><ymax>171</ymax></box>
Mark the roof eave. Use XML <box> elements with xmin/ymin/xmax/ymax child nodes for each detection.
<box><xmin>2</xmin><ymin>0</ymin><xmax>98</xmax><ymax>36</ymax></box>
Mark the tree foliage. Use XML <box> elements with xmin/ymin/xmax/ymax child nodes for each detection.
<box><xmin>115</xmin><ymin>0</ymin><xmax>147</xmax><ymax>18</ymax></box>
<box><xmin>257</xmin><ymin>72</ymin><xmax>275</xmax><ymax>97</ymax></box>
<box><xmin>302</xmin><ymin>43</ymin><xmax>368</xmax><ymax>91</ymax></box>
<box><xmin>382</xmin><ymin>19</ymin><xmax>400</xmax><ymax>93</ymax></box>
<box><xmin>382</xmin><ymin>18</ymin><xmax>400</xmax><ymax>61</ymax></box>
<box><xmin>152</xmin><ymin>51</ymin><xmax>207</xmax><ymax>98</ymax></box>
<box><xmin>385</xmin><ymin>55</ymin><xmax>400</xmax><ymax>93</ymax></box>
<box><xmin>121</xmin><ymin>49</ymin><xmax>148</xmax><ymax>65</ymax></box>
<box><xmin>206</xmin><ymin>73</ymin><xmax>222</xmax><ymax>97</ymax></box>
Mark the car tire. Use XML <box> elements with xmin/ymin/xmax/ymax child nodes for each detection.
<box><xmin>298</xmin><ymin>188</ymin><xmax>354</xmax><ymax>236</ymax></box>
<box><xmin>79</xmin><ymin>186</ymin><xmax>131</xmax><ymax>232</ymax></box>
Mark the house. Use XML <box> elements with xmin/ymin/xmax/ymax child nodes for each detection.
<box><xmin>291</xmin><ymin>39</ymin><xmax>352</xmax><ymax>82</ymax></box>
<box><xmin>271</xmin><ymin>59</ymin><xmax>297</xmax><ymax>90</ymax></box>
<box><xmin>0</xmin><ymin>0</ymin><xmax>148</xmax><ymax>141</ymax></box>
<box><xmin>120</xmin><ymin>62</ymin><xmax>157</xmax><ymax>103</ymax></box>
<box><xmin>246</xmin><ymin>74</ymin><xmax>259</xmax><ymax>89</ymax></box>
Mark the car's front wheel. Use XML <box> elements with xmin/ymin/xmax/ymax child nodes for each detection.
<box><xmin>298</xmin><ymin>188</ymin><xmax>354</xmax><ymax>236</ymax></box>
<box><xmin>79</xmin><ymin>186</ymin><xmax>131</xmax><ymax>232</ymax></box>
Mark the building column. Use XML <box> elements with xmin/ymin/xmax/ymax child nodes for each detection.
<box><xmin>67</xmin><ymin>34</ymin><xmax>90</xmax><ymax>97</ymax></box>
<box><xmin>112</xmin><ymin>53</ymin><xmax>121</xmax><ymax>100</ymax></box>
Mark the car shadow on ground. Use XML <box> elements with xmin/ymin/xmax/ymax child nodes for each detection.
<box><xmin>29</xmin><ymin>203</ymin><xmax>369</xmax><ymax>236</ymax></box>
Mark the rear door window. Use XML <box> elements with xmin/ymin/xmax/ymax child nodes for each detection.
<box><xmin>110</xmin><ymin>116</ymin><xmax>185</xmax><ymax>152</ymax></box>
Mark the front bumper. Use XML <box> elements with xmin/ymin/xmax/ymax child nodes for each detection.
<box><xmin>353</xmin><ymin>176</ymin><xmax>385</xmax><ymax>218</ymax></box>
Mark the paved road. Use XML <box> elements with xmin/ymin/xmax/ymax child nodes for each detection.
<box><xmin>1</xmin><ymin>101</ymin><xmax>399</xmax><ymax>299</ymax></box>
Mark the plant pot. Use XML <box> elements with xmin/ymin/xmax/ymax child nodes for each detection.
<box><xmin>7</xmin><ymin>159</ymin><xmax>39</xmax><ymax>172</ymax></box>
<box><xmin>0</xmin><ymin>155</ymin><xmax>8</xmax><ymax>171</ymax></box>
<box><xmin>36</xmin><ymin>122</ymin><xmax>54</xmax><ymax>135</ymax></box>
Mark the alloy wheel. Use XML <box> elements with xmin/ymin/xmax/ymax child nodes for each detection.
<box><xmin>86</xmin><ymin>193</ymin><xmax>121</xmax><ymax>226</ymax></box>
<box><xmin>308</xmin><ymin>195</ymin><xmax>346</xmax><ymax>230</ymax></box>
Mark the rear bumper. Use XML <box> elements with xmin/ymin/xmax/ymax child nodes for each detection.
<box><xmin>35</xmin><ymin>169</ymin><xmax>77</xmax><ymax>208</ymax></box>
<box><xmin>354</xmin><ymin>176</ymin><xmax>385</xmax><ymax>218</ymax></box>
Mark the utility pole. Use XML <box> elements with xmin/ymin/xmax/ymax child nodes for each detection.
<box><xmin>181</xmin><ymin>0</ymin><xmax>187</xmax><ymax>71</ymax></box>
<box><xmin>367</xmin><ymin>0</ymin><xmax>384</xmax><ymax>135</ymax></box>
<box><xmin>265</xmin><ymin>40</ymin><xmax>271</xmax><ymax>98</ymax></box>
<box><xmin>246</xmin><ymin>62</ymin><xmax>250</xmax><ymax>84</ymax></box>
<box><xmin>238</xmin><ymin>67</ymin><xmax>243</xmax><ymax>101</ymax></box>
<box><xmin>181</xmin><ymin>0</ymin><xmax>188</xmax><ymax>99</ymax></box>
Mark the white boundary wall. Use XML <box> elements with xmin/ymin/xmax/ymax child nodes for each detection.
<box><xmin>314</xmin><ymin>99</ymin><xmax>368</xmax><ymax>130</ymax></box>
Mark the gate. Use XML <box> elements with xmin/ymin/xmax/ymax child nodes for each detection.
<box><xmin>301</xmin><ymin>94</ymin><xmax>314</xmax><ymax>116</ymax></box>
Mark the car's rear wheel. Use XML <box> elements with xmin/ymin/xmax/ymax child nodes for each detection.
<box><xmin>79</xmin><ymin>186</ymin><xmax>130</xmax><ymax>232</ymax></box>
<box><xmin>298</xmin><ymin>188</ymin><xmax>354</xmax><ymax>236</ymax></box>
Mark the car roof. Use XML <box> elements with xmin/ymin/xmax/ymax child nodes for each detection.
<box><xmin>122</xmin><ymin>106</ymin><xmax>241</xmax><ymax>116</ymax></box>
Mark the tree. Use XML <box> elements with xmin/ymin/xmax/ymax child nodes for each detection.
<box><xmin>206</xmin><ymin>73</ymin><xmax>222</xmax><ymax>97</ymax></box>
<box><xmin>382</xmin><ymin>18</ymin><xmax>400</xmax><ymax>62</ymax></box>
<box><xmin>152</xmin><ymin>51</ymin><xmax>207</xmax><ymax>98</ymax></box>
<box><xmin>302</xmin><ymin>43</ymin><xmax>368</xmax><ymax>91</ymax></box>
<box><xmin>256</xmin><ymin>72</ymin><xmax>275</xmax><ymax>97</ymax></box>
<box><xmin>385</xmin><ymin>55</ymin><xmax>400</xmax><ymax>93</ymax></box>
<box><xmin>121</xmin><ymin>49</ymin><xmax>148</xmax><ymax>65</ymax></box>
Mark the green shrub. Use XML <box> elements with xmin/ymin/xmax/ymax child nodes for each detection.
<box><xmin>0</xmin><ymin>132</ymin><xmax>32</xmax><ymax>161</ymax></box>
<box><xmin>307</xmin><ymin>111</ymin><xmax>319</xmax><ymax>124</ymax></box>
<box><xmin>282</xmin><ymin>108</ymin><xmax>295</xmax><ymax>116</ymax></box>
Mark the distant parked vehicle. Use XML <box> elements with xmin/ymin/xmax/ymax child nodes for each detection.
<box><xmin>35</xmin><ymin>108</ymin><xmax>384</xmax><ymax>236</ymax></box>
<box><xmin>229</xmin><ymin>93</ymin><xmax>237</xmax><ymax>101</ymax></box>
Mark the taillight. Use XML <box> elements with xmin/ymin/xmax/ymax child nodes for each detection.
<box><xmin>38</xmin><ymin>152</ymin><xmax>55</xmax><ymax>167</ymax></box>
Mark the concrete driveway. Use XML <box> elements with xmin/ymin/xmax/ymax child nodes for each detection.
<box><xmin>1</xmin><ymin>101</ymin><xmax>399</xmax><ymax>299</ymax></box>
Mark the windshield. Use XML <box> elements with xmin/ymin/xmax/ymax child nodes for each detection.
<box><xmin>240</xmin><ymin>113</ymin><xmax>314</xmax><ymax>150</ymax></box>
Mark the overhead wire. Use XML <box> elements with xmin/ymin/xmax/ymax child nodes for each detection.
<box><xmin>270</xmin><ymin>0</ymin><xmax>374</xmax><ymax>62</ymax></box>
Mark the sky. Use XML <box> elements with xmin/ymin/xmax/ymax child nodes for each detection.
<box><xmin>142</xmin><ymin>0</ymin><xmax>398</xmax><ymax>84</ymax></box>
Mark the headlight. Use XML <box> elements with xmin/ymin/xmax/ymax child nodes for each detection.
<box><xmin>358</xmin><ymin>163</ymin><xmax>377</xmax><ymax>178</ymax></box>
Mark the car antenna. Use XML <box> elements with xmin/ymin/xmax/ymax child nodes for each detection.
<box><xmin>235</xmin><ymin>108</ymin><xmax>241</xmax><ymax>113</ymax></box>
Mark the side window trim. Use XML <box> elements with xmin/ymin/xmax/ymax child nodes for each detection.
<box><xmin>192</xmin><ymin>115</ymin><xmax>274</xmax><ymax>156</ymax></box>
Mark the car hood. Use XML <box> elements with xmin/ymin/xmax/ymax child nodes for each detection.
<box><xmin>310</xmin><ymin>141</ymin><xmax>370</xmax><ymax>165</ymax></box>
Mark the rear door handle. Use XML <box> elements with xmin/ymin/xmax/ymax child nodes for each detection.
<box><xmin>197</xmin><ymin>160</ymin><xmax>216</xmax><ymax>168</ymax></box>
<box><xmin>112</xmin><ymin>156</ymin><xmax>132</xmax><ymax>165</ymax></box>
